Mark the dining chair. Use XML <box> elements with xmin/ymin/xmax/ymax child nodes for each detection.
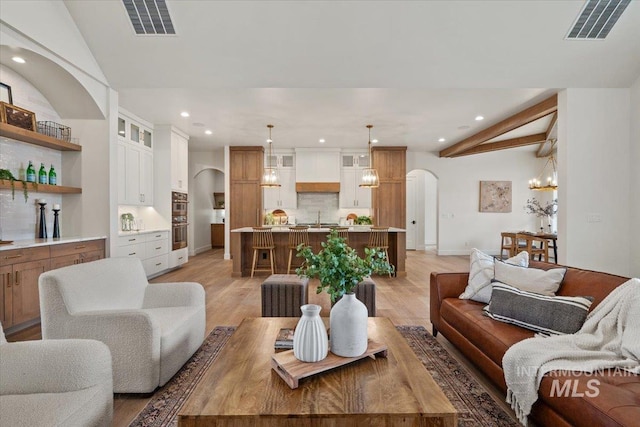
<box><xmin>367</xmin><ymin>226</ymin><xmax>392</xmax><ymax>277</ymax></box>
<box><xmin>251</xmin><ymin>227</ymin><xmax>276</xmax><ymax>277</ymax></box>
<box><xmin>287</xmin><ymin>226</ymin><xmax>310</xmax><ymax>274</ymax></box>
<box><xmin>515</xmin><ymin>233</ymin><xmax>549</xmax><ymax>262</ymax></box>
<box><xmin>500</xmin><ymin>232</ymin><xmax>517</xmax><ymax>259</ymax></box>
<box><xmin>331</xmin><ymin>226</ymin><xmax>350</xmax><ymax>245</ymax></box>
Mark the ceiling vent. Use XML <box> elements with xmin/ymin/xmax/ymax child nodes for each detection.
<box><xmin>123</xmin><ymin>0</ymin><xmax>175</xmax><ymax>35</ymax></box>
<box><xmin>566</xmin><ymin>0</ymin><xmax>631</xmax><ymax>39</ymax></box>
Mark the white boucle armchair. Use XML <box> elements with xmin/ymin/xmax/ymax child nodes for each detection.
<box><xmin>0</xmin><ymin>322</ymin><xmax>113</xmax><ymax>427</ymax></box>
<box><xmin>38</xmin><ymin>257</ymin><xmax>206</xmax><ymax>393</ymax></box>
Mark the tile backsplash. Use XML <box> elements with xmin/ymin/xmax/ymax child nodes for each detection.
<box><xmin>265</xmin><ymin>193</ymin><xmax>371</xmax><ymax>225</ymax></box>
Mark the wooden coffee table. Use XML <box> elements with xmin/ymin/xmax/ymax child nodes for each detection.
<box><xmin>178</xmin><ymin>317</ymin><xmax>457</xmax><ymax>427</ymax></box>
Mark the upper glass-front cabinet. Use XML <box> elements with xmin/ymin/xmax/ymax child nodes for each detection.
<box><xmin>118</xmin><ymin>111</ymin><xmax>153</xmax><ymax>150</ymax></box>
<box><xmin>342</xmin><ymin>153</ymin><xmax>369</xmax><ymax>168</ymax></box>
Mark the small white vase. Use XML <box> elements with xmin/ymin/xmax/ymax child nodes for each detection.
<box><xmin>293</xmin><ymin>304</ymin><xmax>328</xmax><ymax>362</ymax></box>
<box><xmin>329</xmin><ymin>293</ymin><xmax>368</xmax><ymax>357</ymax></box>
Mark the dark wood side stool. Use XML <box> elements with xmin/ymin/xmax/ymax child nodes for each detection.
<box><xmin>261</xmin><ymin>274</ymin><xmax>309</xmax><ymax>317</ymax></box>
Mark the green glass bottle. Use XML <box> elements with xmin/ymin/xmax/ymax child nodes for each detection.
<box><xmin>48</xmin><ymin>164</ymin><xmax>57</xmax><ymax>185</ymax></box>
<box><xmin>38</xmin><ymin>163</ymin><xmax>47</xmax><ymax>184</ymax></box>
<box><xmin>26</xmin><ymin>161</ymin><xmax>36</xmax><ymax>182</ymax></box>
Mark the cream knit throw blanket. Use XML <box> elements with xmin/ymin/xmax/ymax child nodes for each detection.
<box><xmin>502</xmin><ymin>278</ymin><xmax>640</xmax><ymax>426</ymax></box>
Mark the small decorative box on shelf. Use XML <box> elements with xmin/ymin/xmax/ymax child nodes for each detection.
<box><xmin>271</xmin><ymin>340</ymin><xmax>388</xmax><ymax>389</ymax></box>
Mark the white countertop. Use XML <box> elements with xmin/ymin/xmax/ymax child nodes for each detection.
<box><xmin>231</xmin><ymin>226</ymin><xmax>405</xmax><ymax>233</ymax></box>
<box><xmin>0</xmin><ymin>236</ymin><xmax>107</xmax><ymax>251</ymax></box>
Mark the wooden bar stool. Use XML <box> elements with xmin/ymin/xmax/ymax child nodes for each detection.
<box><xmin>287</xmin><ymin>226</ymin><xmax>310</xmax><ymax>274</ymax></box>
<box><xmin>251</xmin><ymin>227</ymin><xmax>276</xmax><ymax>278</ymax></box>
<box><xmin>500</xmin><ymin>232</ymin><xmax>517</xmax><ymax>259</ymax></box>
<box><xmin>515</xmin><ymin>233</ymin><xmax>549</xmax><ymax>263</ymax></box>
<box><xmin>331</xmin><ymin>226</ymin><xmax>350</xmax><ymax>245</ymax></box>
<box><xmin>367</xmin><ymin>226</ymin><xmax>391</xmax><ymax>277</ymax></box>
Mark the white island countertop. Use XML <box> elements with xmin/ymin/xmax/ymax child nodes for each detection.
<box><xmin>0</xmin><ymin>236</ymin><xmax>107</xmax><ymax>251</ymax></box>
<box><xmin>231</xmin><ymin>226</ymin><xmax>405</xmax><ymax>233</ymax></box>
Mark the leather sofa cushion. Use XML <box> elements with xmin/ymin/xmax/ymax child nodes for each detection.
<box><xmin>440</xmin><ymin>298</ymin><xmax>534</xmax><ymax>366</ymax></box>
<box><xmin>538</xmin><ymin>371</ymin><xmax>640</xmax><ymax>427</ymax></box>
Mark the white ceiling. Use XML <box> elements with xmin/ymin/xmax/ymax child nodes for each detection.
<box><xmin>62</xmin><ymin>0</ymin><xmax>640</xmax><ymax>153</ymax></box>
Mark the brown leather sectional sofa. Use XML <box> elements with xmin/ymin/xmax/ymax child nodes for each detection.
<box><xmin>430</xmin><ymin>261</ymin><xmax>640</xmax><ymax>427</ymax></box>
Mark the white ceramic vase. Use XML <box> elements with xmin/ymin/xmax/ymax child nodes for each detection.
<box><xmin>329</xmin><ymin>293</ymin><xmax>368</xmax><ymax>357</ymax></box>
<box><xmin>293</xmin><ymin>304</ymin><xmax>328</xmax><ymax>363</ymax></box>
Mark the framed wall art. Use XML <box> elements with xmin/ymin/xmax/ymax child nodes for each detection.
<box><xmin>0</xmin><ymin>102</ymin><xmax>37</xmax><ymax>131</ymax></box>
<box><xmin>0</xmin><ymin>83</ymin><xmax>12</xmax><ymax>104</ymax></box>
<box><xmin>479</xmin><ymin>180</ymin><xmax>512</xmax><ymax>213</ymax></box>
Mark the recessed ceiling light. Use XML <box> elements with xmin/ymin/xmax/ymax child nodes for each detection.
<box><xmin>12</xmin><ymin>56</ymin><xmax>26</xmax><ymax>64</ymax></box>
<box><xmin>205</xmin><ymin>130</ymin><xmax>212</xmax><ymax>135</ymax></box>
<box><xmin>180</xmin><ymin>112</ymin><xmax>190</xmax><ymax>118</ymax></box>
<box><xmin>438</xmin><ymin>138</ymin><xmax>446</xmax><ymax>142</ymax></box>
<box><xmin>475</xmin><ymin>115</ymin><xmax>484</xmax><ymax>121</ymax></box>
<box><xmin>319</xmin><ymin>138</ymin><xmax>325</xmax><ymax>143</ymax></box>
<box><xmin>371</xmin><ymin>139</ymin><xmax>378</xmax><ymax>143</ymax></box>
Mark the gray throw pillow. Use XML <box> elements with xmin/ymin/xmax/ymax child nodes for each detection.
<box><xmin>484</xmin><ymin>282</ymin><xmax>593</xmax><ymax>336</ymax></box>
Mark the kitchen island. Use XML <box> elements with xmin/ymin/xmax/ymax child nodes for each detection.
<box><xmin>231</xmin><ymin>226</ymin><xmax>406</xmax><ymax>277</ymax></box>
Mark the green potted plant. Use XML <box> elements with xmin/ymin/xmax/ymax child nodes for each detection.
<box><xmin>296</xmin><ymin>228</ymin><xmax>394</xmax><ymax>357</ymax></box>
<box><xmin>0</xmin><ymin>168</ymin><xmax>31</xmax><ymax>202</ymax></box>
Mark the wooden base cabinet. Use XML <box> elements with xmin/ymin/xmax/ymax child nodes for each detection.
<box><xmin>211</xmin><ymin>224</ymin><xmax>224</xmax><ymax>248</ymax></box>
<box><xmin>1</xmin><ymin>247</ymin><xmax>50</xmax><ymax>328</ymax></box>
<box><xmin>1</xmin><ymin>238</ymin><xmax>105</xmax><ymax>331</ymax></box>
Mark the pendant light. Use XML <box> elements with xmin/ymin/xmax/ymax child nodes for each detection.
<box><xmin>360</xmin><ymin>124</ymin><xmax>380</xmax><ymax>188</ymax></box>
<box><xmin>261</xmin><ymin>124</ymin><xmax>281</xmax><ymax>188</ymax></box>
<box><xmin>528</xmin><ymin>139</ymin><xmax>558</xmax><ymax>191</ymax></box>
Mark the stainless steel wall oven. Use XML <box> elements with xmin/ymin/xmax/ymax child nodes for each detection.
<box><xmin>172</xmin><ymin>192</ymin><xmax>188</xmax><ymax>250</ymax></box>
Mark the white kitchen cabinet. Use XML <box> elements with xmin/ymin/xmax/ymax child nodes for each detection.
<box><xmin>340</xmin><ymin>169</ymin><xmax>371</xmax><ymax>208</ymax></box>
<box><xmin>115</xmin><ymin>231</ymin><xmax>170</xmax><ymax>277</ymax></box>
<box><xmin>341</xmin><ymin>152</ymin><xmax>370</xmax><ymax>169</ymax></box>
<box><xmin>263</xmin><ymin>168</ymin><xmax>296</xmax><ymax>209</ymax></box>
<box><xmin>118</xmin><ymin>142</ymin><xmax>153</xmax><ymax>206</ymax></box>
<box><xmin>117</xmin><ymin>108</ymin><xmax>154</xmax><ymax>206</ymax></box>
<box><xmin>169</xmin><ymin>247</ymin><xmax>189</xmax><ymax>268</ymax></box>
<box><xmin>295</xmin><ymin>149</ymin><xmax>341</xmax><ymax>183</ymax></box>
<box><xmin>171</xmin><ymin>131</ymin><xmax>189</xmax><ymax>192</ymax></box>
<box><xmin>265</xmin><ymin>151</ymin><xmax>295</xmax><ymax>169</ymax></box>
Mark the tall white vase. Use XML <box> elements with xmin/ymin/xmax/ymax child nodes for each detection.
<box><xmin>293</xmin><ymin>304</ymin><xmax>328</xmax><ymax>362</ymax></box>
<box><xmin>330</xmin><ymin>293</ymin><xmax>368</xmax><ymax>357</ymax></box>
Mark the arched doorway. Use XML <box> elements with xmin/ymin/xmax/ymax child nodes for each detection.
<box><xmin>406</xmin><ymin>169</ymin><xmax>438</xmax><ymax>252</ymax></box>
<box><xmin>192</xmin><ymin>167</ymin><xmax>225</xmax><ymax>255</ymax></box>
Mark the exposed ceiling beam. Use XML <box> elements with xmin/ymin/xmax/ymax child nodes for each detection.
<box><xmin>439</xmin><ymin>94</ymin><xmax>558</xmax><ymax>158</ymax></box>
<box><xmin>537</xmin><ymin>111</ymin><xmax>558</xmax><ymax>158</ymax></box>
<box><xmin>451</xmin><ymin>133</ymin><xmax>547</xmax><ymax>157</ymax></box>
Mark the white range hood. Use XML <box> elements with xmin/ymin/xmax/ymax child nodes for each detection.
<box><xmin>295</xmin><ymin>148</ymin><xmax>341</xmax><ymax>192</ymax></box>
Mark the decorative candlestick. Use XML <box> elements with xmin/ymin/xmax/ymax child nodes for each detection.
<box><xmin>53</xmin><ymin>208</ymin><xmax>61</xmax><ymax>238</ymax></box>
<box><xmin>38</xmin><ymin>200</ymin><xmax>47</xmax><ymax>238</ymax></box>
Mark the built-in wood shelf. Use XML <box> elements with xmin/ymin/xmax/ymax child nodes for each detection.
<box><xmin>0</xmin><ymin>122</ymin><xmax>82</xmax><ymax>152</ymax></box>
<box><xmin>0</xmin><ymin>180</ymin><xmax>82</xmax><ymax>194</ymax></box>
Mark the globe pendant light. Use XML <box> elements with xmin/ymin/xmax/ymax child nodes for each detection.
<box><xmin>261</xmin><ymin>124</ymin><xmax>281</xmax><ymax>188</ymax></box>
<box><xmin>360</xmin><ymin>125</ymin><xmax>379</xmax><ymax>188</ymax></box>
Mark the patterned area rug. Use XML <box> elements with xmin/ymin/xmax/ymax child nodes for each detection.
<box><xmin>129</xmin><ymin>325</ymin><xmax>518</xmax><ymax>427</ymax></box>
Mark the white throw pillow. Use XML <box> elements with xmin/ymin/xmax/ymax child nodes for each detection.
<box><xmin>459</xmin><ymin>249</ymin><xmax>529</xmax><ymax>303</ymax></box>
<box><xmin>493</xmin><ymin>259</ymin><xmax>566</xmax><ymax>295</ymax></box>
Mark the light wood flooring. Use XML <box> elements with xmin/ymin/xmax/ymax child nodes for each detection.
<box><xmin>7</xmin><ymin>248</ymin><xmax>520</xmax><ymax>426</ymax></box>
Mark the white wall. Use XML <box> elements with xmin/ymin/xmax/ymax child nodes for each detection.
<box><xmin>425</xmin><ymin>171</ymin><xmax>438</xmax><ymax>246</ymax></box>
<box><xmin>189</xmin><ymin>149</ymin><xmax>225</xmax><ymax>255</ymax></box>
<box><xmin>407</xmin><ymin>149</ymin><xmax>543</xmax><ymax>255</ymax></box>
<box><xmin>630</xmin><ymin>77</ymin><xmax>640</xmax><ymax>278</ymax></box>
<box><xmin>0</xmin><ymin>1</ymin><xmax>108</xmax><ymax>85</ymax></box>
<box><xmin>558</xmin><ymin>89</ymin><xmax>631</xmax><ymax>276</ymax></box>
